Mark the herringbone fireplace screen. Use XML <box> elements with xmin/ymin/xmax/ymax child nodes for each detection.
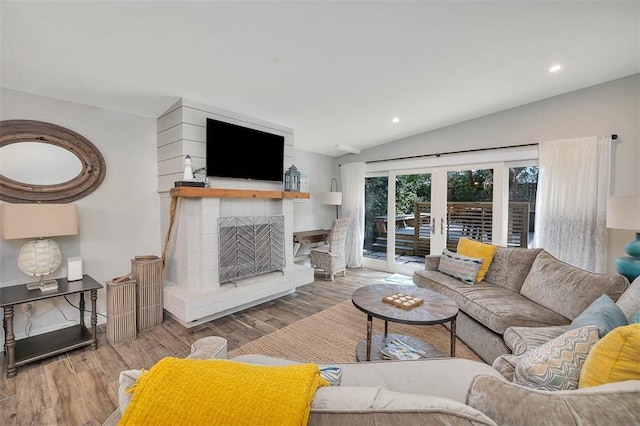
<box><xmin>218</xmin><ymin>215</ymin><xmax>285</xmax><ymax>283</ymax></box>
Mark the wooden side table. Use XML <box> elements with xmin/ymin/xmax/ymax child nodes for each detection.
<box><xmin>1</xmin><ymin>275</ymin><xmax>102</xmax><ymax>378</ymax></box>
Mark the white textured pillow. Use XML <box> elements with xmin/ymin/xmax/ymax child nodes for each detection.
<box><xmin>513</xmin><ymin>325</ymin><xmax>599</xmax><ymax>391</ymax></box>
<box><xmin>438</xmin><ymin>249</ymin><xmax>483</xmax><ymax>284</ymax></box>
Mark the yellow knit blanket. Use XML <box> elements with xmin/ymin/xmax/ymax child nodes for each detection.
<box><xmin>119</xmin><ymin>357</ymin><xmax>328</xmax><ymax>426</ymax></box>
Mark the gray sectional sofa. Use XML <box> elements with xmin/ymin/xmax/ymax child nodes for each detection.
<box><xmin>413</xmin><ymin>247</ymin><xmax>630</xmax><ymax>363</ymax></box>
<box><xmin>106</xmin><ymin>318</ymin><xmax>640</xmax><ymax>426</ymax></box>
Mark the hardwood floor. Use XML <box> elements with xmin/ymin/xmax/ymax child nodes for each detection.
<box><xmin>0</xmin><ymin>267</ymin><xmax>394</xmax><ymax>425</ymax></box>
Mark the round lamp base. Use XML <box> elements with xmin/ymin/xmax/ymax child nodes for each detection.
<box><xmin>615</xmin><ymin>256</ymin><xmax>640</xmax><ymax>282</ymax></box>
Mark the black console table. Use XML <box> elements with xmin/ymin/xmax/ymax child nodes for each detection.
<box><xmin>0</xmin><ymin>275</ymin><xmax>102</xmax><ymax>378</ymax></box>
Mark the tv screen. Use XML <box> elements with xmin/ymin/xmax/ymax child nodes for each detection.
<box><xmin>206</xmin><ymin>118</ymin><xmax>284</xmax><ymax>182</ymax></box>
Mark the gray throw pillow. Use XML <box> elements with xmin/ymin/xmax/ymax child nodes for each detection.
<box><xmin>568</xmin><ymin>294</ymin><xmax>628</xmax><ymax>337</ymax></box>
<box><xmin>437</xmin><ymin>248</ymin><xmax>483</xmax><ymax>284</ymax></box>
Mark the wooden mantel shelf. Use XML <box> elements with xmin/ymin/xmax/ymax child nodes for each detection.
<box><xmin>162</xmin><ymin>186</ymin><xmax>310</xmax><ymax>263</ymax></box>
<box><xmin>170</xmin><ymin>187</ymin><xmax>310</xmax><ymax>200</ymax></box>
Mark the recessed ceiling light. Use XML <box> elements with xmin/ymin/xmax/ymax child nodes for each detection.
<box><xmin>549</xmin><ymin>64</ymin><xmax>562</xmax><ymax>73</ymax></box>
<box><xmin>392</xmin><ymin>117</ymin><xmax>400</xmax><ymax>124</ymax></box>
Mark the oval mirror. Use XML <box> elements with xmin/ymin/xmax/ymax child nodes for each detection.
<box><xmin>0</xmin><ymin>141</ymin><xmax>83</xmax><ymax>185</ymax></box>
<box><xmin>0</xmin><ymin>120</ymin><xmax>106</xmax><ymax>203</ymax></box>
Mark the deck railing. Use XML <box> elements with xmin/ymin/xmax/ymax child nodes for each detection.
<box><xmin>371</xmin><ymin>201</ymin><xmax>530</xmax><ymax>256</ymax></box>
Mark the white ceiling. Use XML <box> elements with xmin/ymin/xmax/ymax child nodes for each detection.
<box><xmin>1</xmin><ymin>1</ymin><xmax>638</xmax><ymax>157</ymax></box>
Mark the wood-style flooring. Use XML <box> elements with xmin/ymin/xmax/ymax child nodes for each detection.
<box><xmin>0</xmin><ymin>267</ymin><xmax>394</xmax><ymax>425</ymax></box>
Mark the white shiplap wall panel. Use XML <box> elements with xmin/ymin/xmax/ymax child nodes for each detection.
<box><xmin>157</xmin><ymin>98</ymin><xmax>293</xmax><ymax>193</ymax></box>
<box><xmin>157</xmin><ymin>157</ymin><xmax>184</xmax><ymax>176</ymax></box>
<box><xmin>183</xmin><ymin>123</ymin><xmax>206</xmax><ymax>142</ymax></box>
<box><xmin>158</xmin><ymin>141</ymin><xmax>183</xmax><ymax>161</ymax></box>
<box><xmin>184</xmin><ymin>140</ymin><xmax>206</xmax><ymax>158</ymax></box>
<box><xmin>157</xmin><ymin>124</ymin><xmax>183</xmax><ymax>147</ymax></box>
<box><xmin>158</xmin><ymin>173</ymin><xmax>183</xmax><ymax>191</ymax></box>
<box><xmin>157</xmin><ymin>107</ymin><xmax>183</xmax><ymax>134</ymax></box>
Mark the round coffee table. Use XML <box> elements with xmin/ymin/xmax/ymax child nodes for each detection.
<box><xmin>351</xmin><ymin>283</ymin><xmax>458</xmax><ymax>362</ymax></box>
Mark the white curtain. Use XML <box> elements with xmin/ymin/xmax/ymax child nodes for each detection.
<box><xmin>533</xmin><ymin>136</ymin><xmax>611</xmax><ymax>272</ymax></box>
<box><xmin>341</xmin><ymin>162</ymin><xmax>365</xmax><ymax>268</ymax></box>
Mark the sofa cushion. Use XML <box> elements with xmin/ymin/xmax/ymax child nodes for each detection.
<box><xmin>513</xmin><ymin>325</ymin><xmax>599</xmax><ymax>391</ymax></box>
<box><xmin>437</xmin><ymin>248</ymin><xmax>483</xmax><ymax>284</ymax></box>
<box><xmin>414</xmin><ymin>269</ymin><xmax>570</xmax><ymax>334</ymax></box>
<box><xmin>456</xmin><ymin>238</ymin><xmax>497</xmax><ymax>282</ymax></box>
<box><xmin>519</xmin><ymin>251</ymin><xmax>629</xmax><ymax>320</ymax></box>
<box><xmin>615</xmin><ymin>276</ymin><xmax>640</xmax><ymax>321</ymax></box>
<box><xmin>568</xmin><ymin>294</ymin><xmax>628</xmax><ymax>337</ymax></box>
<box><xmin>233</xmin><ymin>354</ymin><xmax>504</xmax><ymax>403</ymax></box>
<box><xmin>483</xmin><ymin>247</ymin><xmax>542</xmax><ymax>292</ymax></box>
<box><xmin>503</xmin><ymin>325</ymin><xmax>569</xmax><ymax>356</ymax></box>
<box><xmin>579</xmin><ymin>323</ymin><xmax>640</xmax><ymax>388</ymax></box>
<box><xmin>466</xmin><ymin>374</ymin><xmax>640</xmax><ymax>426</ymax></box>
<box><xmin>309</xmin><ymin>387</ymin><xmax>497</xmax><ymax>426</ymax></box>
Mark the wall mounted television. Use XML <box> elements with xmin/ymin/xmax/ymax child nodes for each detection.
<box><xmin>206</xmin><ymin>117</ymin><xmax>284</xmax><ymax>182</ymax></box>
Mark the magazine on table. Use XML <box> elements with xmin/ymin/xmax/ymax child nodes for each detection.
<box><xmin>379</xmin><ymin>338</ymin><xmax>427</xmax><ymax>360</ymax></box>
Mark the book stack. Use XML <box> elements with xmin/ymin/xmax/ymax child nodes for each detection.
<box><xmin>379</xmin><ymin>338</ymin><xmax>427</xmax><ymax>360</ymax></box>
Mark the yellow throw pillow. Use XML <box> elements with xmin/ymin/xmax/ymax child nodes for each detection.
<box><xmin>457</xmin><ymin>238</ymin><xmax>497</xmax><ymax>282</ymax></box>
<box><xmin>578</xmin><ymin>323</ymin><xmax>640</xmax><ymax>388</ymax></box>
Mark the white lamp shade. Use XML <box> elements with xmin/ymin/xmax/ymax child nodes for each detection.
<box><xmin>1</xmin><ymin>203</ymin><xmax>78</xmax><ymax>239</ymax></box>
<box><xmin>320</xmin><ymin>192</ymin><xmax>342</xmax><ymax>206</ymax></box>
<box><xmin>607</xmin><ymin>195</ymin><xmax>640</xmax><ymax>230</ymax></box>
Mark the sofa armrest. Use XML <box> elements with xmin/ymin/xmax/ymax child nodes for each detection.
<box><xmin>503</xmin><ymin>325</ymin><xmax>568</xmax><ymax>355</ymax></box>
<box><xmin>108</xmin><ymin>336</ymin><xmax>228</xmax><ymax>425</ymax></box>
<box><xmin>466</xmin><ymin>375</ymin><xmax>640</xmax><ymax>426</ymax></box>
<box><xmin>425</xmin><ymin>255</ymin><xmax>440</xmax><ymax>271</ymax></box>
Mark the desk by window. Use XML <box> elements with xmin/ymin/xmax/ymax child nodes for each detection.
<box><xmin>293</xmin><ymin>229</ymin><xmax>330</xmax><ymax>258</ymax></box>
<box><xmin>0</xmin><ymin>275</ymin><xmax>102</xmax><ymax>378</ymax></box>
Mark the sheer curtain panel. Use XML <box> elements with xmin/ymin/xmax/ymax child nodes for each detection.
<box><xmin>341</xmin><ymin>162</ymin><xmax>365</xmax><ymax>268</ymax></box>
<box><xmin>533</xmin><ymin>136</ymin><xmax>611</xmax><ymax>272</ymax></box>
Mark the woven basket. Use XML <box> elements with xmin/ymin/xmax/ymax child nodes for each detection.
<box><xmin>131</xmin><ymin>256</ymin><xmax>164</xmax><ymax>331</ymax></box>
<box><xmin>106</xmin><ymin>278</ymin><xmax>137</xmax><ymax>345</ymax></box>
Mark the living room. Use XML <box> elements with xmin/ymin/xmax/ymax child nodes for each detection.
<box><xmin>1</xmin><ymin>1</ymin><xmax>639</xmax><ymax>424</ymax></box>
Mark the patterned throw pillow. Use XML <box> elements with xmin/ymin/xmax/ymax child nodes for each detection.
<box><xmin>438</xmin><ymin>248</ymin><xmax>483</xmax><ymax>284</ymax></box>
<box><xmin>513</xmin><ymin>325</ymin><xmax>599</xmax><ymax>391</ymax></box>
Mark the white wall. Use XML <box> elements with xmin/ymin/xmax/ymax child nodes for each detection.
<box><xmin>338</xmin><ymin>74</ymin><xmax>640</xmax><ymax>273</ymax></box>
<box><xmin>292</xmin><ymin>149</ymin><xmax>339</xmax><ymax>231</ymax></box>
<box><xmin>0</xmin><ymin>88</ymin><xmax>161</xmax><ymax>342</ymax></box>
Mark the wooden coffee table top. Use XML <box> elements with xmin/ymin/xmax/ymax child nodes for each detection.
<box><xmin>352</xmin><ymin>284</ymin><xmax>458</xmax><ymax>326</ymax></box>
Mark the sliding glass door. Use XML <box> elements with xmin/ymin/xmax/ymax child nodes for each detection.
<box><xmin>445</xmin><ymin>167</ymin><xmax>494</xmax><ymax>252</ymax></box>
<box><xmin>363</xmin><ymin>147</ymin><xmax>538</xmax><ymax>273</ymax></box>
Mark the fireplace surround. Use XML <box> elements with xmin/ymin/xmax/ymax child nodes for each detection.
<box><xmin>161</xmin><ymin>188</ymin><xmax>312</xmax><ymax>327</ymax></box>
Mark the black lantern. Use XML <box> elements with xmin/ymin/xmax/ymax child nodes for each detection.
<box><xmin>284</xmin><ymin>165</ymin><xmax>301</xmax><ymax>192</ymax></box>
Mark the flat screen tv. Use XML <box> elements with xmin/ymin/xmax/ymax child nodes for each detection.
<box><xmin>206</xmin><ymin>117</ymin><xmax>284</xmax><ymax>182</ymax></box>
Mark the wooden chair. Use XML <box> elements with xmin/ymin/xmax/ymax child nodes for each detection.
<box><xmin>310</xmin><ymin>218</ymin><xmax>352</xmax><ymax>281</ymax></box>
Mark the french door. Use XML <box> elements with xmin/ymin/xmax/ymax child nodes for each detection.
<box><xmin>363</xmin><ymin>164</ymin><xmax>502</xmax><ymax>275</ymax></box>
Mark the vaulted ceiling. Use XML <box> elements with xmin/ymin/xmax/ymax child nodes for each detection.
<box><xmin>1</xmin><ymin>1</ymin><xmax>638</xmax><ymax>156</ymax></box>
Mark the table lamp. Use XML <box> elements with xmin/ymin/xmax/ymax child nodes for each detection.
<box><xmin>320</xmin><ymin>178</ymin><xmax>342</xmax><ymax>219</ymax></box>
<box><xmin>1</xmin><ymin>203</ymin><xmax>78</xmax><ymax>291</ymax></box>
<box><xmin>607</xmin><ymin>195</ymin><xmax>640</xmax><ymax>282</ymax></box>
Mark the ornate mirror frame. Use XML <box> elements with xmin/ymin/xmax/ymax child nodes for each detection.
<box><xmin>0</xmin><ymin>120</ymin><xmax>106</xmax><ymax>203</ymax></box>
